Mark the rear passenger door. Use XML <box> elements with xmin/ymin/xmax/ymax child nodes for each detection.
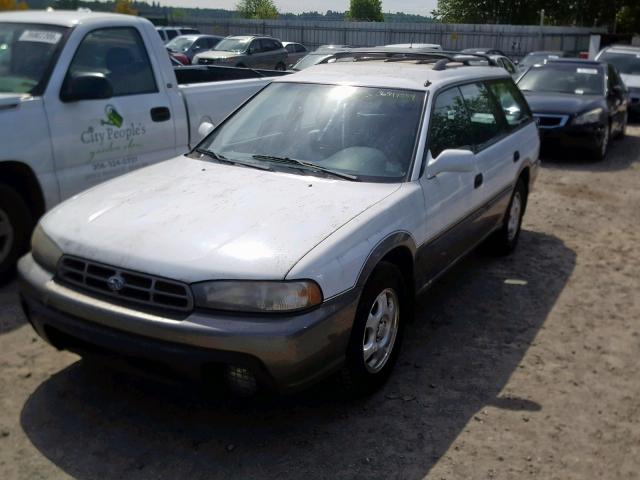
<box><xmin>417</xmin><ymin>87</ymin><xmax>479</xmax><ymax>285</ymax></box>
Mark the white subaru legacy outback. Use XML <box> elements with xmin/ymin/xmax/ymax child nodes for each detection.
<box><xmin>19</xmin><ymin>51</ymin><xmax>540</xmax><ymax>395</ymax></box>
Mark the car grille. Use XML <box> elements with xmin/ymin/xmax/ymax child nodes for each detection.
<box><xmin>56</xmin><ymin>256</ymin><xmax>194</xmax><ymax>314</ymax></box>
<box><xmin>534</xmin><ymin>114</ymin><xmax>569</xmax><ymax>129</ymax></box>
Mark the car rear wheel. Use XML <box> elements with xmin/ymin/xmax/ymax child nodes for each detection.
<box><xmin>275</xmin><ymin>62</ymin><xmax>286</xmax><ymax>71</ymax></box>
<box><xmin>340</xmin><ymin>262</ymin><xmax>406</xmax><ymax>395</ymax></box>
<box><xmin>486</xmin><ymin>178</ymin><xmax>527</xmax><ymax>255</ymax></box>
<box><xmin>0</xmin><ymin>184</ymin><xmax>33</xmax><ymax>283</ymax></box>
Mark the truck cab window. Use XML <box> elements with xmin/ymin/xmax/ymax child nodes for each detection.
<box><xmin>65</xmin><ymin>27</ymin><xmax>157</xmax><ymax>96</ymax></box>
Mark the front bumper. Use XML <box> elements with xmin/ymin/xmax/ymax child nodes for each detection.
<box><xmin>538</xmin><ymin>122</ymin><xmax>604</xmax><ymax>153</ymax></box>
<box><xmin>18</xmin><ymin>254</ymin><xmax>359</xmax><ymax>393</ymax></box>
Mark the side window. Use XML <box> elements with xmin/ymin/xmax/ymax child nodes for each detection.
<box><xmin>249</xmin><ymin>40</ymin><xmax>262</xmax><ymax>53</ymax></box>
<box><xmin>157</xmin><ymin>30</ymin><xmax>166</xmax><ymax>42</ymax></box>
<box><xmin>459</xmin><ymin>82</ymin><xmax>507</xmax><ymax>149</ymax></box>
<box><xmin>267</xmin><ymin>40</ymin><xmax>280</xmax><ymax>51</ymax></box>
<box><xmin>487</xmin><ymin>79</ymin><xmax>532</xmax><ymax>129</ymax></box>
<box><xmin>285</xmin><ymin>44</ymin><xmax>295</xmax><ymax>54</ymax></box>
<box><xmin>295</xmin><ymin>44</ymin><xmax>307</xmax><ymax>53</ymax></box>
<box><xmin>428</xmin><ymin>87</ymin><xmax>474</xmax><ymax>158</ymax></box>
<box><xmin>204</xmin><ymin>38</ymin><xmax>217</xmax><ymax>49</ymax></box>
<box><xmin>166</xmin><ymin>29</ymin><xmax>178</xmax><ymax>40</ymax></box>
<box><xmin>503</xmin><ymin>58</ymin><xmax>516</xmax><ymax>74</ymax></box>
<box><xmin>66</xmin><ymin>27</ymin><xmax>157</xmax><ymax>97</ymax></box>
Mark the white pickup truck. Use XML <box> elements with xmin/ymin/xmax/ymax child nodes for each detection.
<box><xmin>0</xmin><ymin>10</ymin><xmax>282</xmax><ymax>279</ymax></box>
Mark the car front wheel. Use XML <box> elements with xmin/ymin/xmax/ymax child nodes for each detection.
<box><xmin>0</xmin><ymin>184</ymin><xmax>33</xmax><ymax>283</ymax></box>
<box><xmin>340</xmin><ymin>262</ymin><xmax>406</xmax><ymax>395</ymax></box>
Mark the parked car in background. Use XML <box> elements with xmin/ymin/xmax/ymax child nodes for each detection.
<box><xmin>0</xmin><ymin>11</ymin><xmax>286</xmax><ymax>279</ymax></box>
<box><xmin>291</xmin><ymin>45</ymin><xmax>352</xmax><ymax>70</ymax></box>
<box><xmin>595</xmin><ymin>45</ymin><xmax>640</xmax><ymax>117</ymax></box>
<box><xmin>461</xmin><ymin>47</ymin><xmax>508</xmax><ymax>57</ymax></box>
<box><xmin>167</xmin><ymin>34</ymin><xmax>224</xmax><ymax>63</ymax></box>
<box><xmin>19</xmin><ymin>49</ymin><xmax>539</xmax><ymax>396</ymax></box>
<box><xmin>385</xmin><ymin>43</ymin><xmax>442</xmax><ymax>50</ymax></box>
<box><xmin>517</xmin><ymin>59</ymin><xmax>629</xmax><ymax>160</ymax></box>
<box><xmin>517</xmin><ymin>50</ymin><xmax>569</xmax><ymax>73</ymax></box>
<box><xmin>282</xmin><ymin>41</ymin><xmax>309</xmax><ymax>68</ymax></box>
<box><xmin>194</xmin><ymin>35</ymin><xmax>288</xmax><ymax>70</ymax></box>
<box><xmin>156</xmin><ymin>26</ymin><xmax>200</xmax><ymax>44</ymax></box>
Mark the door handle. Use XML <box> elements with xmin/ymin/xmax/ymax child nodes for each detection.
<box><xmin>513</xmin><ymin>150</ymin><xmax>520</xmax><ymax>162</ymax></box>
<box><xmin>474</xmin><ymin>173</ymin><xmax>483</xmax><ymax>189</ymax></box>
<box><xmin>150</xmin><ymin>106</ymin><xmax>171</xmax><ymax>122</ymax></box>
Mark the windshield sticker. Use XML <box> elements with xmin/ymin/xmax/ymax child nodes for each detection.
<box><xmin>18</xmin><ymin>30</ymin><xmax>62</xmax><ymax>44</ymax></box>
<box><xmin>577</xmin><ymin>68</ymin><xmax>598</xmax><ymax>75</ymax></box>
<box><xmin>548</xmin><ymin>55</ymin><xmax>559</xmax><ymax>59</ymax></box>
<box><xmin>575</xmin><ymin>89</ymin><xmax>585</xmax><ymax>95</ymax></box>
<box><xmin>379</xmin><ymin>90</ymin><xmax>418</xmax><ymax>101</ymax></box>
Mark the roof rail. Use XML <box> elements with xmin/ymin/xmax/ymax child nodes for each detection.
<box><xmin>319</xmin><ymin>49</ymin><xmax>499</xmax><ymax>69</ymax></box>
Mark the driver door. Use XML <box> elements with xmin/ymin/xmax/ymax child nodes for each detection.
<box><xmin>416</xmin><ymin>86</ymin><xmax>479</xmax><ymax>286</ymax></box>
<box><xmin>44</xmin><ymin>26</ymin><xmax>177</xmax><ymax>200</ymax></box>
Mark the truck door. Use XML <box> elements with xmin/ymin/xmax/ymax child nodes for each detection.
<box><xmin>44</xmin><ymin>26</ymin><xmax>178</xmax><ymax>200</ymax></box>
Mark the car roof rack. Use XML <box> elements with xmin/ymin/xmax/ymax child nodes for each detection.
<box><xmin>320</xmin><ymin>49</ymin><xmax>499</xmax><ymax>70</ymax></box>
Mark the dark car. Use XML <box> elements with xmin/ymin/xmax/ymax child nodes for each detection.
<box><xmin>517</xmin><ymin>59</ymin><xmax>629</xmax><ymax>160</ymax></box>
<box><xmin>166</xmin><ymin>34</ymin><xmax>224</xmax><ymax>63</ymax></box>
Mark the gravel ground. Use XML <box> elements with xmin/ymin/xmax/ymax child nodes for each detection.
<box><xmin>1</xmin><ymin>125</ymin><xmax>639</xmax><ymax>480</ymax></box>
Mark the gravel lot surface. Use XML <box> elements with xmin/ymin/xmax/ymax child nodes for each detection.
<box><xmin>1</xmin><ymin>125</ymin><xmax>639</xmax><ymax>480</ymax></box>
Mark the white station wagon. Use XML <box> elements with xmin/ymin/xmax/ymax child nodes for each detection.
<box><xmin>19</xmin><ymin>51</ymin><xmax>540</xmax><ymax>395</ymax></box>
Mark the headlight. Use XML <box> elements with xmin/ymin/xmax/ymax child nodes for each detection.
<box><xmin>192</xmin><ymin>280</ymin><xmax>323</xmax><ymax>313</ymax></box>
<box><xmin>31</xmin><ymin>224</ymin><xmax>63</xmax><ymax>272</ymax></box>
<box><xmin>573</xmin><ymin>108</ymin><xmax>604</xmax><ymax>125</ymax></box>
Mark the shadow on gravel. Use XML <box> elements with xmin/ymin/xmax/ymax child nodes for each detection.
<box><xmin>540</xmin><ymin>126</ymin><xmax>640</xmax><ymax>172</ymax></box>
<box><xmin>0</xmin><ymin>280</ymin><xmax>26</xmax><ymax>335</ymax></box>
<box><xmin>20</xmin><ymin>230</ymin><xmax>575</xmax><ymax>480</ymax></box>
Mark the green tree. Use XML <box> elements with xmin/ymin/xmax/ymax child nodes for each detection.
<box><xmin>0</xmin><ymin>0</ymin><xmax>28</xmax><ymax>10</ymax></box>
<box><xmin>347</xmin><ymin>0</ymin><xmax>384</xmax><ymax>22</ymax></box>
<box><xmin>236</xmin><ymin>0</ymin><xmax>278</xmax><ymax>20</ymax></box>
<box><xmin>114</xmin><ymin>0</ymin><xmax>138</xmax><ymax>15</ymax></box>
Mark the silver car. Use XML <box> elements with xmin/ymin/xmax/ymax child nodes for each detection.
<box><xmin>194</xmin><ymin>35</ymin><xmax>288</xmax><ymax>70</ymax></box>
<box><xmin>282</xmin><ymin>41</ymin><xmax>309</xmax><ymax>68</ymax></box>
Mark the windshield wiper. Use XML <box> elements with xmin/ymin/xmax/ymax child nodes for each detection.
<box><xmin>251</xmin><ymin>154</ymin><xmax>358</xmax><ymax>181</ymax></box>
<box><xmin>195</xmin><ymin>148</ymin><xmax>272</xmax><ymax>171</ymax></box>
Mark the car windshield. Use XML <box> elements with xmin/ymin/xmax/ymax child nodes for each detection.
<box><xmin>518</xmin><ymin>64</ymin><xmax>604</xmax><ymax>95</ymax></box>
<box><xmin>520</xmin><ymin>53</ymin><xmax>561</xmax><ymax>68</ymax></box>
<box><xmin>598</xmin><ymin>51</ymin><xmax>640</xmax><ymax>75</ymax></box>
<box><xmin>197</xmin><ymin>83</ymin><xmax>425</xmax><ymax>182</ymax></box>
<box><xmin>214</xmin><ymin>38</ymin><xmax>250</xmax><ymax>53</ymax></box>
<box><xmin>166</xmin><ymin>37</ymin><xmax>193</xmax><ymax>52</ymax></box>
<box><xmin>0</xmin><ymin>22</ymin><xmax>67</xmax><ymax>94</ymax></box>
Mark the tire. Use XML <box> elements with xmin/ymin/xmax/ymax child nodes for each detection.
<box><xmin>487</xmin><ymin>178</ymin><xmax>527</xmax><ymax>256</ymax></box>
<box><xmin>275</xmin><ymin>62</ymin><xmax>286</xmax><ymax>71</ymax></box>
<box><xmin>0</xmin><ymin>184</ymin><xmax>33</xmax><ymax>283</ymax></box>
<box><xmin>340</xmin><ymin>262</ymin><xmax>407</xmax><ymax>396</ymax></box>
<box><xmin>614</xmin><ymin>112</ymin><xmax>627</xmax><ymax>140</ymax></box>
<box><xmin>591</xmin><ymin>124</ymin><xmax>610</xmax><ymax>161</ymax></box>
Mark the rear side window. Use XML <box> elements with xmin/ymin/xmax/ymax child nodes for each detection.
<box><xmin>285</xmin><ymin>44</ymin><xmax>295</xmax><ymax>53</ymax></box>
<box><xmin>166</xmin><ymin>29</ymin><xmax>178</xmax><ymax>40</ymax></box>
<box><xmin>487</xmin><ymin>79</ymin><xmax>532</xmax><ymax>129</ymax></box>
<box><xmin>65</xmin><ymin>27</ymin><xmax>157</xmax><ymax>97</ymax></box>
<box><xmin>428</xmin><ymin>87</ymin><xmax>473</xmax><ymax>158</ymax></box>
<box><xmin>459</xmin><ymin>82</ymin><xmax>507</xmax><ymax>149</ymax></box>
<box><xmin>295</xmin><ymin>44</ymin><xmax>307</xmax><ymax>53</ymax></box>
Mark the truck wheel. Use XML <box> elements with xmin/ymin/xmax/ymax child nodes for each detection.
<box><xmin>0</xmin><ymin>184</ymin><xmax>33</xmax><ymax>283</ymax></box>
<box><xmin>340</xmin><ymin>262</ymin><xmax>406</xmax><ymax>395</ymax></box>
<box><xmin>487</xmin><ymin>179</ymin><xmax>527</xmax><ymax>256</ymax></box>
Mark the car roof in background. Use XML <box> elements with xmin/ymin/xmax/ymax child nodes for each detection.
<box><xmin>601</xmin><ymin>45</ymin><xmax>640</xmax><ymax>54</ymax></box>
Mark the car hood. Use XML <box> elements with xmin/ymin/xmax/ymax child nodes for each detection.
<box><xmin>523</xmin><ymin>91</ymin><xmax>603</xmax><ymax>114</ymax></box>
<box><xmin>195</xmin><ymin>50</ymin><xmax>241</xmax><ymax>60</ymax></box>
<box><xmin>41</xmin><ymin>157</ymin><xmax>400</xmax><ymax>283</ymax></box>
<box><xmin>620</xmin><ymin>73</ymin><xmax>640</xmax><ymax>89</ymax></box>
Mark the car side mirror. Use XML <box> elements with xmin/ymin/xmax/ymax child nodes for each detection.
<box><xmin>427</xmin><ymin>149</ymin><xmax>475</xmax><ymax>178</ymax></box>
<box><xmin>60</xmin><ymin>73</ymin><xmax>113</xmax><ymax>102</ymax></box>
<box><xmin>198</xmin><ymin>121</ymin><xmax>214</xmax><ymax>139</ymax></box>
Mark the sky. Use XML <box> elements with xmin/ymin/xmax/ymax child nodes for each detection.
<box><xmin>157</xmin><ymin>1</ymin><xmax>439</xmax><ymax>16</ymax></box>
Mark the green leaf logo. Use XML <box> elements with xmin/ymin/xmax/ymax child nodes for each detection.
<box><xmin>101</xmin><ymin>104</ymin><xmax>123</xmax><ymax>128</ymax></box>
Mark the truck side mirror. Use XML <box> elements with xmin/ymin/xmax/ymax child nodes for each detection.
<box><xmin>60</xmin><ymin>73</ymin><xmax>113</xmax><ymax>102</ymax></box>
